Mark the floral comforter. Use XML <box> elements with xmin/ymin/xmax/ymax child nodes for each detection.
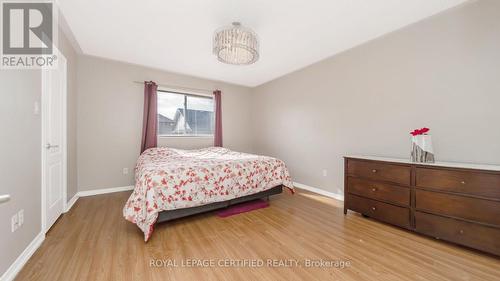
<box><xmin>123</xmin><ymin>147</ymin><xmax>293</xmax><ymax>241</ymax></box>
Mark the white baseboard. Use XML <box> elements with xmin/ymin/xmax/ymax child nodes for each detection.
<box><xmin>62</xmin><ymin>185</ymin><xmax>134</xmax><ymax>213</ymax></box>
<box><xmin>64</xmin><ymin>193</ymin><xmax>79</xmax><ymax>213</ymax></box>
<box><xmin>0</xmin><ymin>232</ymin><xmax>45</xmax><ymax>281</ymax></box>
<box><xmin>77</xmin><ymin>185</ymin><xmax>134</xmax><ymax>197</ymax></box>
<box><xmin>293</xmin><ymin>182</ymin><xmax>344</xmax><ymax>201</ymax></box>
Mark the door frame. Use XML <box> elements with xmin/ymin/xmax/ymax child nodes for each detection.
<box><xmin>41</xmin><ymin>47</ymin><xmax>68</xmax><ymax>233</ymax></box>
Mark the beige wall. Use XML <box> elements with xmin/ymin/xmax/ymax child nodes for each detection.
<box><xmin>58</xmin><ymin>25</ymin><xmax>79</xmax><ymax>201</ymax></box>
<box><xmin>0</xmin><ymin>70</ymin><xmax>41</xmax><ymax>276</ymax></box>
<box><xmin>251</xmin><ymin>0</ymin><xmax>500</xmax><ymax>196</ymax></box>
<box><xmin>76</xmin><ymin>56</ymin><xmax>253</xmax><ymax>191</ymax></box>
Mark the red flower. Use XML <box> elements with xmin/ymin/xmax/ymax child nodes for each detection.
<box><xmin>410</xmin><ymin>127</ymin><xmax>430</xmax><ymax>136</ymax></box>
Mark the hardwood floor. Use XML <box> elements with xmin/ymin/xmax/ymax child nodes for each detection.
<box><xmin>16</xmin><ymin>189</ymin><xmax>500</xmax><ymax>281</ymax></box>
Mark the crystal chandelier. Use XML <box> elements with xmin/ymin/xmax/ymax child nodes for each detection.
<box><xmin>213</xmin><ymin>22</ymin><xmax>259</xmax><ymax>65</ymax></box>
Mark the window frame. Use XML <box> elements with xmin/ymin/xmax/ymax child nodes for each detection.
<box><xmin>156</xmin><ymin>89</ymin><xmax>215</xmax><ymax>138</ymax></box>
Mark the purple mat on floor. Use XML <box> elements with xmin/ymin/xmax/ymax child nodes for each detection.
<box><xmin>217</xmin><ymin>199</ymin><xmax>269</xmax><ymax>218</ymax></box>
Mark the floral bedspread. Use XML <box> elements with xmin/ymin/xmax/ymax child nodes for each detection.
<box><xmin>123</xmin><ymin>147</ymin><xmax>293</xmax><ymax>241</ymax></box>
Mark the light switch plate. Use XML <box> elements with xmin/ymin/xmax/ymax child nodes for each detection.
<box><xmin>11</xmin><ymin>214</ymin><xmax>18</xmax><ymax>232</ymax></box>
<box><xmin>18</xmin><ymin>209</ymin><xmax>24</xmax><ymax>226</ymax></box>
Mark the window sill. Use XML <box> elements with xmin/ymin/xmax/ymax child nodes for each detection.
<box><xmin>158</xmin><ymin>135</ymin><xmax>214</xmax><ymax>139</ymax></box>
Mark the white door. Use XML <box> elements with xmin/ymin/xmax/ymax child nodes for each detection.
<box><xmin>42</xmin><ymin>51</ymin><xmax>67</xmax><ymax>232</ymax></box>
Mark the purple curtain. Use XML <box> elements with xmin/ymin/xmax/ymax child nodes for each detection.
<box><xmin>141</xmin><ymin>81</ymin><xmax>158</xmax><ymax>153</ymax></box>
<box><xmin>214</xmin><ymin>90</ymin><xmax>223</xmax><ymax>147</ymax></box>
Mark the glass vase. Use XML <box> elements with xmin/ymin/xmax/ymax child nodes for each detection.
<box><xmin>411</xmin><ymin>135</ymin><xmax>435</xmax><ymax>163</ymax></box>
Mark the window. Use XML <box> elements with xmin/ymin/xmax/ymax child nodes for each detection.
<box><xmin>157</xmin><ymin>90</ymin><xmax>214</xmax><ymax>136</ymax></box>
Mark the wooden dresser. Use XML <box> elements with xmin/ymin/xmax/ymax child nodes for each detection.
<box><xmin>344</xmin><ymin>156</ymin><xmax>500</xmax><ymax>256</ymax></box>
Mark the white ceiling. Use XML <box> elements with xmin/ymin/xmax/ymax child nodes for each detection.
<box><xmin>59</xmin><ymin>0</ymin><xmax>467</xmax><ymax>87</ymax></box>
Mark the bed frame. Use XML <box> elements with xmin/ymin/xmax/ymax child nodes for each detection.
<box><xmin>157</xmin><ymin>185</ymin><xmax>283</xmax><ymax>223</ymax></box>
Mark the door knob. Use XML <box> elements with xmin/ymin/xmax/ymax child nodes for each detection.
<box><xmin>0</xmin><ymin>194</ymin><xmax>10</xmax><ymax>204</ymax></box>
<box><xmin>45</xmin><ymin>143</ymin><xmax>59</xmax><ymax>149</ymax></box>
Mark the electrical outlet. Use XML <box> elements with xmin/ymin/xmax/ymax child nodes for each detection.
<box><xmin>11</xmin><ymin>214</ymin><xmax>18</xmax><ymax>232</ymax></box>
<box><xmin>322</xmin><ymin>169</ymin><xmax>328</xmax><ymax>177</ymax></box>
<box><xmin>18</xmin><ymin>209</ymin><xmax>24</xmax><ymax>226</ymax></box>
<box><xmin>33</xmin><ymin>101</ymin><xmax>40</xmax><ymax>115</ymax></box>
<box><xmin>122</xmin><ymin>168</ymin><xmax>129</xmax><ymax>175</ymax></box>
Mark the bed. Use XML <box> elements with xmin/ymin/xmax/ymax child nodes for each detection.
<box><xmin>123</xmin><ymin>147</ymin><xmax>293</xmax><ymax>241</ymax></box>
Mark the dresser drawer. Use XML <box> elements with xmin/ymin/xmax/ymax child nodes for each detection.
<box><xmin>347</xmin><ymin>194</ymin><xmax>410</xmax><ymax>228</ymax></box>
<box><xmin>415</xmin><ymin>190</ymin><xmax>500</xmax><ymax>226</ymax></box>
<box><xmin>416</xmin><ymin>168</ymin><xmax>500</xmax><ymax>199</ymax></box>
<box><xmin>415</xmin><ymin>212</ymin><xmax>500</xmax><ymax>256</ymax></box>
<box><xmin>347</xmin><ymin>159</ymin><xmax>411</xmax><ymax>185</ymax></box>
<box><xmin>348</xmin><ymin>177</ymin><xmax>410</xmax><ymax>206</ymax></box>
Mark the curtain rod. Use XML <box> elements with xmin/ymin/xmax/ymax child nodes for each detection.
<box><xmin>133</xmin><ymin>81</ymin><xmax>214</xmax><ymax>93</ymax></box>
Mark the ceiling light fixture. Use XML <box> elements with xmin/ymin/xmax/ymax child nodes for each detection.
<box><xmin>213</xmin><ymin>22</ymin><xmax>259</xmax><ymax>65</ymax></box>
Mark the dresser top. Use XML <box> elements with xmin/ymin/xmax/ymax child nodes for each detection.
<box><xmin>345</xmin><ymin>155</ymin><xmax>500</xmax><ymax>172</ymax></box>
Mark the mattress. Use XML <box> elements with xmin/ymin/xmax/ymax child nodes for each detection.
<box><xmin>123</xmin><ymin>147</ymin><xmax>293</xmax><ymax>241</ymax></box>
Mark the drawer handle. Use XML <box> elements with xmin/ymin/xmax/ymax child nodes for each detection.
<box><xmin>372</xmin><ymin>169</ymin><xmax>377</xmax><ymax>173</ymax></box>
<box><xmin>371</xmin><ymin>188</ymin><xmax>377</xmax><ymax>192</ymax></box>
<box><xmin>371</xmin><ymin>207</ymin><xmax>376</xmax><ymax>211</ymax></box>
<box><xmin>459</xmin><ymin>229</ymin><xmax>464</xmax><ymax>235</ymax></box>
<box><xmin>460</xmin><ymin>181</ymin><xmax>466</xmax><ymax>185</ymax></box>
